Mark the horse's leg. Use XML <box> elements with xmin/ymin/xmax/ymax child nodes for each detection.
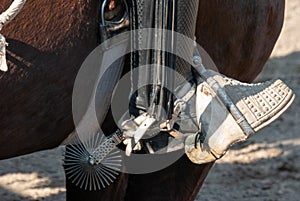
<box><xmin>124</xmin><ymin>157</ymin><xmax>213</xmax><ymax>201</ymax></box>
<box><xmin>65</xmin><ymin>172</ymin><xmax>128</xmax><ymax>201</ymax></box>
<box><xmin>196</xmin><ymin>0</ymin><xmax>285</xmax><ymax>82</ymax></box>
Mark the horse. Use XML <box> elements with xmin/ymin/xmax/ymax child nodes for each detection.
<box><xmin>0</xmin><ymin>0</ymin><xmax>284</xmax><ymax>200</ymax></box>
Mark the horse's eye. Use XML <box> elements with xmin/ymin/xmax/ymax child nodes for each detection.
<box><xmin>103</xmin><ymin>0</ymin><xmax>126</xmax><ymax>23</ymax></box>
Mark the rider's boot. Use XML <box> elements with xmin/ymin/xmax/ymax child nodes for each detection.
<box><xmin>185</xmin><ymin>69</ymin><xmax>295</xmax><ymax>164</ymax></box>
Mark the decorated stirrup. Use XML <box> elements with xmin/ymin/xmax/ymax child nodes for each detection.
<box><xmin>185</xmin><ymin>69</ymin><xmax>295</xmax><ymax>164</ymax></box>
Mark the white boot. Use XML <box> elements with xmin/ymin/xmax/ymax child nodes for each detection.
<box><xmin>185</xmin><ymin>70</ymin><xmax>295</xmax><ymax>164</ymax></box>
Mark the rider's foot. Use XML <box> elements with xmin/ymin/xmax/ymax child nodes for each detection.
<box><xmin>185</xmin><ymin>70</ymin><xmax>295</xmax><ymax>164</ymax></box>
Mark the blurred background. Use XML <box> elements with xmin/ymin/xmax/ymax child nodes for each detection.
<box><xmin>0</xmin><ymin>0</ymin><xmax>299</xmax><ymax>200</ymax></box>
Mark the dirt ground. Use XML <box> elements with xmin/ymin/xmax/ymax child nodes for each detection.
<box><xmin>0</xmin><ymin>0</ymin><xmax>299</xmax><ymax>201</ymax></box>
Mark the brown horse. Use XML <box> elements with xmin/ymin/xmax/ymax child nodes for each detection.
<box><xmin>0</xmin><ymin>0</ymin><xmax>284</xmax><ymax>200</ymax></box>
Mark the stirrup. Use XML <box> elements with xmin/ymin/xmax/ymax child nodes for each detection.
<box><xmin>185</xmin><ymin>70</ymin><xmax>295</xmax><ymax>164</ymax></box>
